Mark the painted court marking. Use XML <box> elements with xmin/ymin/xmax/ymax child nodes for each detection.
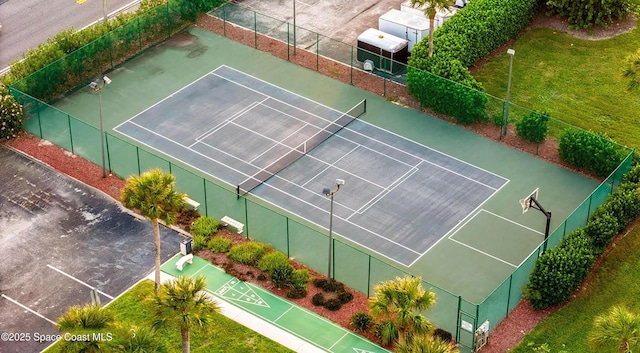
<box><xmin>215</xmin><ymin>278</ymin><xmax>269</xmax><ymax>308</ymax></box>
<box><xmin>115</xmin><ymin>66</ymin><xmax>510</xmax><ymax>267</ymax></box>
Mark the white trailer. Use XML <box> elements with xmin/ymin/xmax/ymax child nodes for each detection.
<box><xmin>378</xmin><ymin>9</ymin><xmax>429</xmax><ymax>51</ymax></box>
<box><xmin>400</xmin><ymin>1</ymin><xmax>458</xmax><ymax>28</ymax></box>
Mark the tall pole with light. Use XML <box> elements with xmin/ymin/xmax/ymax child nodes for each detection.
<box><xmin>322</xmin><ymin>179</ymin><xmax>344</xmax><ymax>284</ymax></box>
<box><xmin>89</xmin><ymin>75</ymin><xmax>111</xmax><ymax>178</ymax></box>
<box><xmin>501</xmin><ymin>48</ymin><xmax>515</xmax><ymax>140</ymax></box>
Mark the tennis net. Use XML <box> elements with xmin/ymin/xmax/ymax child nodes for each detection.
<box><xmin>237</xmin><ymin>99</ymin><xmax>366</xmax><ymax>198</ymax></box>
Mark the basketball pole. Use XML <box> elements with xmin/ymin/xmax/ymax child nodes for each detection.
<box><xmin>528</xmin><ymin>196</ymin><xmax>551</xmax><ymax>252</ymax></box>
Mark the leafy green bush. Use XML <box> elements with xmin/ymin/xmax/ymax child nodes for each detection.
<box><xmin>270</xmin><ymin>264</ymin><xmax>294</xmax><ymax>288</ymax></box>
<box><xmin>291</xmin><ymin>269</ymin><xmax>309</xmax><ymax>289</ymax></box>
<box><xmin>192</xmin><ymin>234</ymin><xmax>207</xmax><ymax>251</ymax></box>
<box><xmin>191</xmin><ymin>216</ymin><xmax>219</xmax><ymax>238</ymax></box>
<box><xmin>516</xmin><ymin>111</ymin><xmax>550</xmax><ymax>143</ymax></box>
<box><xmin>350</xmin><ymin>312</ymin><xmax>374</xmax><ymax>332</ymax></box>
<box><xmin>492</xmin><ymin>112</ymin><xmax>505</xmax><ymax>127</ymax></box>
<box><xmin>373</xmin><ymin>320</ymin><xmax>399</xmax><ymax>346</ymax></box>
<box><xmin>622</xmin><ymin>164</ymin><xmax>640</xmax><ymax>184</ymax></box>
<box><xmin>597</xmin><ymin>182</ymin><xmax>640</xmax><ymax>228</ymax></box>
<box><xmin>0</xmin><ymin>86</ymin><xmax>24</xmax><ymax>140</ymax></box>
<box><xmin>558</xmin><ymin>128</ymin><xmax>624</xmax><ymax>177</ymax></box>
<box><xmin>546</xmin><ymin>0</ymin><xmax>633</xmax><ymax>29</ymax></box>
<box><xmin>228</xmin><ymin>242</ymin><xmax>270</xmax><ymax>266</ymax></box>
<box><xmin>207</xmin><ymin>236</ymin><xmax>231</xmax><ymax>253</ymax></box>
<box><xmin>525</xmin><ymin>229</ymin><xmax>595</xmax><ymax>309</ymax></box>
<box><xmin>583</xmin><ymin>211</ymin><xmax>619</xmax><ymax>253</ymax></box>
<box><xmin>285</xmin><ymin>286</ymin><xmax>307</xmax><ymax>299</ymax></box>
<box><xmin>257</xmin><ymin>251</ymin><xmax>290</xmax><ymax>272</ymax></box>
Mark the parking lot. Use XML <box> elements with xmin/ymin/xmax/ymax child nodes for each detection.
<box><xmin>0</xmin><ymin>146</ymin><xmax>185</xmax><ymax>353</ymax></box>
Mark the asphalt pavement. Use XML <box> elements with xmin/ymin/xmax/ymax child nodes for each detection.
<box><xmin>0</xmin><ymin>0</ymin><xmax>139</xmax><ymax>70</ymax></box>
<box><xmin>0</xmin><ymin>146</ymin><xmax>185</xmax><ymax>353</ymax></box>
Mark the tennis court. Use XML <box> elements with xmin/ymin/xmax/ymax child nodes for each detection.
<box><xmin>115</xmin><ymin>65</ymin><xmax>509</xmax><ymax>266</ymax></box>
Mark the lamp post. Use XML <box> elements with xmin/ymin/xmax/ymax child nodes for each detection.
<box><xmin>89</xmin><ymin>75</ymin><xmax>111</xmax><ymax>178</ymax></box>
<box><xmin>501</xmin><ymin>48</ymin><xmax>515</xmax><ymax>139</ymax></box>
<box><xmin>322</xmin><ymin>179</ymin><xmax>344</xmax><ymax>284</ymax></box>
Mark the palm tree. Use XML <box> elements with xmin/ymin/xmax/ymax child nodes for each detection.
<box><xmin>122</xmin><ymin>168</ymin><xmax>186</xmax><ymax>293</ymax></box>
<box><xmin>153</xmin><ymin>275</ymin><xmax>219</xmax><ymax>353</ymax></box>
<box><xmin>588</xmin><ymin>305</ymin><xmax>640</xmax><ymax>353</ymax></box>
<box><xmin>410</xmin><ymin>0</ymin><xmax>452</xmax><ymax>57</ymax></box>
<box><xmin>369</xmin><ymin>275</ymin><xmax>436</xmax><ymax>346</ymax></box>
<box><xmin>397</xmin><ymin>335</ymin><xmax>458</xmax><ymax>353</ymax></box>
<box><xmin>56</xmin><ymin>304</ymin><xmax>115</xmax><ymax>353</ymax></box>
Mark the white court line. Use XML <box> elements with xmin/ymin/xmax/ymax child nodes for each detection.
<box><xmin>47</xmin><ymin>264</ymin><xmax>114</xmax><ymax>300</ymax></box>
<box><xmin>448</xmin><ymin>237</ymin><xmax>518</xmax><ymax>268</ymax></box>
<box><xmin>218</xmin><ymin>65</ymin><xmax>509</xmax><ymax>184</ymax></box>
<box><xmin>248</xmin><ymin>123</ymin><xmax>310</xmax><ymax>164</ymax></box>
<box><xmin>274</xmin><ymin>306</ymin><xmax>295</xmax><ymax>322</ymax></box>
<box><xmin>329</xmin><ymin>332</ymin><xmax>350</xmax><ymax>351</ymax></box>
<box><xmin>482</xmin><ymin>210</ymin><xmax>545</xmax><ymax>235</ymax></box>
<box><xmin>301</xmin><ymin>145</ymin><xmax>359</xmax><ymax>187</ymax></box>
<box><xmin>192</xmin><ymin>99</ymin><xmax>265</xmax><ymax>145</ymax></box>
<box><xmin>348</xmin><ymin>165</ymin><xmax>420</xmax><ymax>220</ymax></box>
<box><xmin>1</xmin><ymin>294</ymin><xmax>57</xmax><ymax>325</ymax></box>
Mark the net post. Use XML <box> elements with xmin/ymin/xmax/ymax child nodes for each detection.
<box><xmin>236</xmin><ymin>184</ymin><xmax>240</xmax><ymax>200</ymax></box>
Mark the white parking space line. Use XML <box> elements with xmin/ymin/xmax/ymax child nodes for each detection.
<box><xmin>47</xmin><ymin>264</ymin><xmax>114</xmax><ymax>300</ymax></box>
<box><xmin>1</xmin><ymin>294</ymin><xmax>57</xmax><ymax>325</ymax></box>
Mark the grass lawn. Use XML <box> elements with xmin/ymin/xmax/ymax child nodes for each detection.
<box><xmin>509</xmin><ymin>223</ymin><xmax>640</xmax><ymax>352</ymax></box>
<box><xmin>44</xmin><ymin>280</ymin><xmax>294</xmax><ymax>353</ymax></box>
<box><xmin>473</xmin><ymin>19</ymin><xmax>640</xmax><ymax>150</ymax></box>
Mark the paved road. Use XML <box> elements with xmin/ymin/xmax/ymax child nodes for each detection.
<box><xmin>0</xmin><ymin>0</ymin><xmax>139</xmax><ymax>70</ymax></box>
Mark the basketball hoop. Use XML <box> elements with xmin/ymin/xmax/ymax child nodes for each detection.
<box><xmin>519</xmin><ymin>198</ymin><xmax>529</xmax><ymax>214</ymax></box>
<box><xmin>519</xmin><ymin>187</ymin><xmax>539</xmax><ymax>214</ymax></box>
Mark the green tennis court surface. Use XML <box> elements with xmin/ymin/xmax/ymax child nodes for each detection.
<box><xmin>162</xmin><ymin>255</ymin><xmax>389</xmax><ymax>353</ymax></box>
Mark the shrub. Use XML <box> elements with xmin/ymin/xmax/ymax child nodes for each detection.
<box><xmin>516</xmin><ymin>111</ymin><xmax>550</xmax><ymax>143</ymax></box>
<box><xmin>0</xmin><ymin>86</ymin><xmax>24</xmax><ymax>140</ymax></box>
<box><xmin>433</xmin><ymin>328</ymin><xmax>453</xmax><ymax>343</ymax></box>
<box><xmin>192</xmin><ymin>234</ymin><xmax>207</xmax><ymax>251</ymax></box>
<box><xmin>270</xmin><ymin>265</ymin><xmax>294</xmax><ymax>288</ymax></box>
<box><xmin>191</xmin><ymin>216</ymin><xmax>219</xmax><ymax>238</ymax></box>
<box><xmin>622</xmin><ymin>164</ymin><xmax>640</xmax><ymax>184</ymax></box>
<box><xmin>324</xmin><ymin>298</ymin><xmax>342</xmax><ymax>311</ymax></box>
<box><xmin>207</xmin><ymin>236</ymin><xmax>231</xmax><ymax>253</ymax></box>
<box><xmin>291</xmin><ymin>269</ymin><xmax>309</xmax><ymax>289</ymax></box>
<box><xmin>350</xmin><ymin>312</ymin><xmax>374</xmax><ymax>332</ymax></box>
<box><xmin>312</xmin><ymin>278</ymin><xmax>327</xmax><ymax>288</ymax></box>
<box><xmin>257</xmin><ymin>273</ymin><xmax>267</xmax><ymax>281</ymax></box>
<box><xmin>286</xmin><ymin>286</ymin><xmax>307</xmax><ymax>299</ymax></box>
<box><xmin>311</xmin><ymin>293</ymin><xmax>325</xmax><ymax>306</ymax></box>
<box><xmin>373</xmin><ymin>320</ymin><xmax>399</xmax><ymax>346</ymax></box>
<box><xmin>338</xmin><ymin>291</ymin><xmax>354</xmax><ymax>304</ymax></box>
<box><xmin>228</xmin><ymin>242</ymin><xmax>269</xmax><ymax>266</ymax></box>
<box><xmin>546</xmin><ymin>0</ymin><xmax>632</xmax><ymax>29</ymax></box>
<box><xmin>257</xmin><ymin>251</ymin><xmax>290</xmax><ymax>272</ymax></box>
<box><xmin>558</xmin><ymin>128</ymin><xmax>624</xmax><ymax>177</ymax></box>
<box><xmin>584</xmin><ymin>210</ymin><xmax>620</xmax><ymax>253</ymax></box>
<box><xmin>322</xmin><ymin>280</ymin><xmax>345</xmax><ymax>293</ymax></box>
<box><xmin>492</xmin><ymin>112</ymin><xmax>505</xmax><ymax>127</ymax></box>
<box><xmin>598</xmin><ymin>182</ymin><xmax>640</xmax><ymax>228</ymax></box>
<box><xmin>525</xmin><ymin>229</ymin><xmax>595</xmax><ymax>309</ymax></box>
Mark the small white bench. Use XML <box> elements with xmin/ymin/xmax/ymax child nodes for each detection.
<box><xmin>185</xmin><ymin>197</ymin><xmax>200</xmax><ymax>211</ymax></box>
<box><xmin>220</xmin><ymin>216</ymin><xmax>244</xmax><ymax>234</ymax></box>
<box><xmin>176</xmin><ymin>253</ymin><xmax>194</xmax><ymax>271</ymax></box>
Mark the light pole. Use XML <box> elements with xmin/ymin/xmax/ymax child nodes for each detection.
<box><xmin>501</xmin><ymin>48</ymin><xmax>515</xmax><ymax>140</ymax></box>
<box><xmin>89</xmin><ymin>75</ymin><xmax>111</xmax><ymax>178</ymax></box>
<box><xmin>322</xmin><ymin>178</ymin><xmax>344</xmax><ymax>284</ymax></box>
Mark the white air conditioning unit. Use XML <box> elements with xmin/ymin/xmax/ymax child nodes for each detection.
<box><xmin>474</xmin><ymin>320</ymin><xmax>489</xmax><ymax>351</ymax></box>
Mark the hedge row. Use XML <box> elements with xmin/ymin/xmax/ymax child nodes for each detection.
<box><xmin>525</xmin><ymin>164</ymin><xmax>640</xmax><ymax>309</ymax></box>
<box><xmin>5</xmin><ymin>0</ymin><xmax>225</xmax><ymax>101</ymax></box>
<box><xmin>558</xmin><ymin>128</ymin><xmax>626</xmax><ymax>177</ymax></box>
<box><xmin>407</xmin><ymin>0</ymin><xmax>539</xmax><ymax>123</ymax></box>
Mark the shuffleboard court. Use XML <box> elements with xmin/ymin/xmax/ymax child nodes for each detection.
<box><xmin>115</xmin><ymin>65</ymin><xmax>509</xmax><ymax>266</ymax></box>
<box><xmin>162</xmin><ymin>255</ymin><xmax>389</xmax><ymax>353</ymax></box>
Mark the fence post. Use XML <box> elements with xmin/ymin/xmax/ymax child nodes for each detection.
<box><xmin>367</xmin><ymin>255</ymin><xmax>371</xmax><ymax>296</ymax></box>
<box><xmin>67</xmin><ymin>114</ymin><xmax>74</xmax><ymax>154</ymax></box>
<box><xmin>286</xmin><ymin>23</ymin><xmax>290</xmax><ymax>61</ymax></box>
<box><xmin>136</xmin><ymin>147</ymin><xmax>141</xmax><ymax>175</ymax></box>
<box><xmin>350</xmin><ymin>46</ymin><xmax>354</xmax><ymax>85</ymax></box>
<box><xmin>254</xmin><ymin>12</ymin><xmax>257</xmax><ymax>49</ymax></box>
<box><xmin>203</xmin><ymin>178</ymin><xmax>208</xmax><ymax>216</ymax></box>
<box><xmin>223</xmin><ymin>5</ymin><xmax>226</xmax><ymax>37</ymax></box>
<box><xmin>105</xmin><ymin>133</ymin><xmax>112</xmax><ymax>173</ymax></box>
<box><xmin>244</xmin><ymin>197</ymin><xmax>249</xmax><ymax>239</ymax></box>
<box><xmin>286</xmin><ymin>217</ymin><xmax>290</xmax><ymax>256</ymax></box>
<box><xmin>316</xmin><ymin>33</ymin><xmax>319</xmax><ymax>71</ymax></box>
<box><xmin>137</xmin><ymin>17</ymin><xmax>142</xmax><ymax>51</ymax></box>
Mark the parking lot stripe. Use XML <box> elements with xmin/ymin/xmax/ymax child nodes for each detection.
<box><xmin>47</xmin><ymin>264</ymin><xmax>114</xmax><ymax>300</ymax></box>
<box><xmin>1</xmin><ymin>294</ymin><xmax>56</xmax><ymax>325</ymax></box>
